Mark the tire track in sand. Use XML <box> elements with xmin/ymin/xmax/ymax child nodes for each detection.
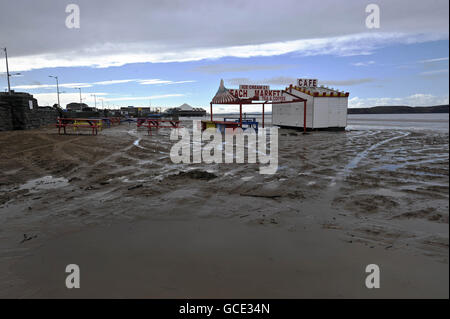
<box><xmin>328</xmin><ymin>131</ymin><xmax>410</xmax><ymax>186</ymax></box>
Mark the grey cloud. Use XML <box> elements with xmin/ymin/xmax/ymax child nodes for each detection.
<box><xmin>191</xmin><ymin>64</ymin><xmax>293</xmax><ymax>74</ymax></box>
<box><xmin>420</xmin><ymin>69</ymin><xmax>449</xmax><ymax>79</ymax></box>
<box><xmin>226</xmin><ymin>78</ymin><xmax>251</xmax><ymax>86</ymax></box>
<box><xmin>419</xmin><ymin>57</ymin><xmax>449</xmax><ymax>63</ymax></box>
<box><xmin>0</xmin><ymin>0</ymin><xmax>448</xmax><ymax>59</ymax></box>
<box><xmin>263</xmin><ymin>76</ymin><xmax>297</xmax><ymax>86</ymax></box>
<box><xmin>230</xmin><ymin>76</ymin><xmax>296</xmax><ymax>86</ymax></box>
<box><xmin>419</xmin><ymin>57</ymin><xmax>449</xmax><ymax>72</ymax></box>
<box><xmin>321</xmin><ymin>78</ymin><xmax>376</xmax><ymax>86</ymax></box>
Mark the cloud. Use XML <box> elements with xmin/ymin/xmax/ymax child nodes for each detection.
<box><xmin>137</xmin><ymin>79</ymin><xmax>196</xmax><ymax>85</ymax></box>
<box><xmin>3</xmin><ymin>32</ymin><xmax>447</xmax><ymax>72</ymax></box>
<box><xmin>418</xmin><ymin>57</ymin><xmax>449</xmax><ymax>63</ymax></box>
<box><xmin>1</xmin><ymin>0</ymin><xmax>448</xmax><ymax>58</ymax></box>
<box><xmin>93</xmin><ymin>79</ymin><xmax>137</xmax><ymax>85</ymax></box>
<box><xmin>264</xmin><ymin>76</ymin><xmax>298</xmax><ymax>86</ymax></box>
<box><xmin>226</xmin><ymin>76</ymin><xmax>297</xmax><ymax>87</ymax></box>
<box><xmin>12</xmin><ymin>82</ymin><xmax>92</xmax><ymax>90</ymax></box>
<box><xmin>321</xmin><ymin>78</ymin><xmax>376</xmax><ymax>86</ymax></box>
<box><xmin>420</xmin><ymin>69</ymin><xmax>449</xmax><ymax>75</ymax></box>
<box><xmin>416</xmin><ymin>56</ymin><xmax>449</xmax><ymax>76</ymax></box>
<box><xmin>192</xmin><ymin>64</ymin><xmax>293</xmax><ymax>74</ymax></box>
<box><xmin>10</xmin><ymin>78</ymin><xmax>195</xmax><ymax>90</ymax></box>
<box><xmin>349</xmin><ymin>93</ymin><xmax>449</xmax><ymax>108</ymax></box>
<box><xmin>351</xmin><ymin>61</ymin><xmax>375</xmax><ymax>67</ymax></box>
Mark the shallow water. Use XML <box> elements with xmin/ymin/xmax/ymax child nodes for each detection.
<box><xmin>199</xmin><ymin>113</ymin><xmax>449</xmax><ymax>132</ymax></box>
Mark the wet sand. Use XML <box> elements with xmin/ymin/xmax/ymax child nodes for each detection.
<box><xmin>10</xmin><ymin>219</ymin><xmax>449</xmax><ymax>298</ymax></box>
<box><xmin>0</xmin><ymin>121</ymin><xmax>448</xmax><ymax>298</ymax></box>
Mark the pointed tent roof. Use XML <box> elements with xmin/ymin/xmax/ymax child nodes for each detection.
<box><xmin>211</xmin><ymin>79</ymin><xmax>239</xmax><ymax>104</ymax></box>
<box><xmin>178</xmin><ymin>103</ymin><xmax>193</xmax><ymax>110</ymax></box>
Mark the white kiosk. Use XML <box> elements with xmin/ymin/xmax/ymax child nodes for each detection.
<box><xmin>272</xmin><ymin>79</ymin><xmax>349</xmax><ymax>130</ymax></box>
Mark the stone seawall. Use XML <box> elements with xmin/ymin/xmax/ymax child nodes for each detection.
<box><xmin>0</xmin><ymin>101</ymin><xmax>13</xmax><ymax>131</ymax></box>
<box><xmin>0</xmin><ymin>91</ymin><xmax>124</xmax><ymax>132</ymax></box>
<box><xmin>0</xmin><ymin>92</ymin><xmax>59</xmax><ymax>131</ymax></box>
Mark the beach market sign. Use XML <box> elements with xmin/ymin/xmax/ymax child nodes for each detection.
<box><xmin>228</xmin><ymin>84</ymin><xmax>286</xmax><ymax>102</ymax></box>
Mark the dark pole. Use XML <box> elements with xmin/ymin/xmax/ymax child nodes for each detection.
<box><xmin>3</xmin><ymin>48</ymin><xmax>11</xmax><ymax>94</ymax></box>
<box><xmin>262</xmin><ymin>103</ymin><xmax>265</xmax><ymax>128</ymax></box>
<box><xmin>210</xmin><ymin>102</ymin><xmax>213</xmax><ymax>121</ymax></box>
<box><xmin>56</xmin><ymin>77</ymin><xmax>60</xmax><ymax>107</ymax></box>
<box><xmin>303</xmin><ymin>100</ymin><xmax>307</xmax><ymax>134</ymax></box>
<box><xmin>239</xmin><ymin>103</ymin><xmax>242</xmax><ymax>128</ymax></box>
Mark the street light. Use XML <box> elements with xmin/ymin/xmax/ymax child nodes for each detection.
<box><xmin>2</xmin><ymin>47</ymin><xmax>11</xmax><ymax>94</ymax></box>
<box><xmin>48</xmin><ymin>75</ymin><xmax>60</xmax><ymax>107</ymax></box>
<box><xmin>90</xmin><ymin>94</ymin><xmax>97</xmax><ymax>108</ymax></box>
<box><xmin>76</xmin><ymin>88</ymin><xmax>82</xmax><ymax>104</ymax></box>
<box><xmin>2</xmin><ymin>48</ymin><xmax>21</xmax><ymax>95</ymax></box>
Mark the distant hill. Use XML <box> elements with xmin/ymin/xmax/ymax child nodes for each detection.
<box><xmin>348</xmin><ymin>105</ymin><xmax>449</xmax><ymax>114</ymax></box>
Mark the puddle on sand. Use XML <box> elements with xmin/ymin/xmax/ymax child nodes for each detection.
<box><xmin>4</xmin><ymin>168</ymin><xmax>23</xmax><ymax>175</ymax></box>
<box><xmin>19</xmin><ymin>176</ymin><xmax>69</xmax><ymax>192</ymax></box>
<box><xmin>133</xmin><ymin>138</ymin><xmax>144</xmax><ymax>149</ymax></box>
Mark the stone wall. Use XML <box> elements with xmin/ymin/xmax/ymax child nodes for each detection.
<box><xmin>0</xmin><ymin>91</ymin><xmax>123</xmax><ymax>132</ymax></box>
<box><xmin>0</xmin><ymin>101</ymin><xmax>13</xmax><ymax>131</ymax></box>
<box><xmin>0</xmin><ymin>92</ymin><xmax>59</xmax><ymax>131</ymax></box>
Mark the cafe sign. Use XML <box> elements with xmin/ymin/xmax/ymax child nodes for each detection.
<box><xmin>297</xmin><ymin>78</ymin><xmax>318</xmax><ymax>87</ymax></box>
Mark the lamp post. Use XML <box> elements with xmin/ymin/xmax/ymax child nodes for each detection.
<box><xmin>2</xmin><ymin>48</ymin><xmax>21</xmax><ymax>95</ymax></box>
<box><xmin>2</xmin><ymin>47</ymin><xmax>11</xmax><ymax>94</ymax></box>
<box><xmin>77</xmin><ymin>87</ymin><xmax>82</xmax><ymax>104</ymax></box>
<box><xmin>90</xmin><ymin>94</ymin><xmax>97</xmax><ymax>108</ymax></box>
<box><xmin>49</xmin><ymin>75</ymin><xmax>60</xmax><ymax>107</ymax></box>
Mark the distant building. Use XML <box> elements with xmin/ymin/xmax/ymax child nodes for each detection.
<box><xmin>66</xmin><ymin>102</ymin><xmax>94</xmax><ymax>112</ymax></box>
<box><xmin>179</xmin><ymin>103</ymin><xmax>193</xmax><ymax>111</ymax></box>
<box><xmin>165</xmin><ymin>103</ymin><xmax>206</xmax><ymax>117</ymax></box>
<box><xmin>120</xmin><ymin>106</ymin><xmax>153</xmax><ymax>117</ymax></box>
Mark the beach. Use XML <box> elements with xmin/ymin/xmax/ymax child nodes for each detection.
<box><xmin>0</xmin><ymin>114</ymin><xmax>448</xmax><ymax>298</ymax></box>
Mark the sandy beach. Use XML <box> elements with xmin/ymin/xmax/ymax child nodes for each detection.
<box><xmin>0</xmin><ymin>117</ymin><xmax>448</xmax><ymax>298</ymax></box>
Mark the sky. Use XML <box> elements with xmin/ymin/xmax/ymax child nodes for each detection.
<box><xmin>0</xmin><ymin>0</ymin><xmax>448</xmax><ymax>112</ymax></box>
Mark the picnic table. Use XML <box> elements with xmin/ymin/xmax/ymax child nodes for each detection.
<box><xmin>223</xmin><ymin>117</ymin><xmax>258</xmax><ymax>131</ymax></box>
<box><xmin>109</xmin><ymin>117</ymin><xmax>122</xmax><ymax>125</ymax></box>
<box><xmin>142</xmin><ymin>118</ymin><xmax>181</xmax><ymax>135</ymax></box>
<box><xmin>201</xmin><ymin>118</ymin><xmax>258</xmax><ymax>133</ymax></box>
<box><xmin>136</xmin><ymin>118</ymin><xmax>147</xmax><ymax>127</ymax></box>
<box><xmin>101</xmin><ymin>118</ymin><xmax>112</xmax><ymax>129</ymax></box>
<box><xmin>56</xmin><ymin>118</ymin><xmax>102</xmax><ymax>135</ymax></box>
